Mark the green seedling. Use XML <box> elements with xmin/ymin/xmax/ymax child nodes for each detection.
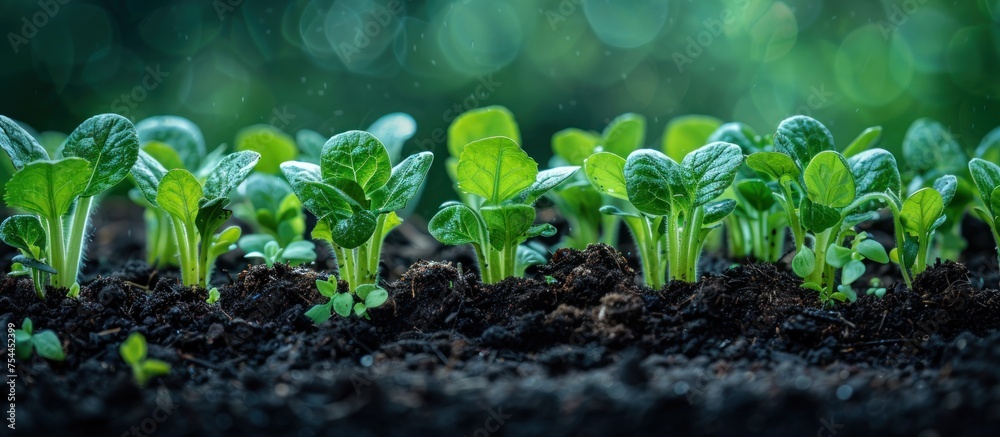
<box><xmin>119</xmin><ymin>332</ymin><xmax>170</xmax><ymax>387</ymax></box>
<box><xmin>429</xmin><ymin>136</ymin><xmax>578</xmax><ymax>284</ymax></box>
<box><xmin>282</xmin><ymin>130</ymin><xmax>432</xmax><ymax>322</ymax></box>
<box><xmin>14</xmin><ymin>318</ymin><xmax>65</xmax><ymax>361</ymax></box>
<box><xmin>892</xmin><ymin>176</ymin><xmax>957</xmax><ymax>276</ymax></box>
<box><xmin>1</xmin><ymin>114</ymin><xmax>139</xmax><ymax>296</ymax></box>
<box><xmin>793</xmin><ymin>231</ymin><xmax>889</xmax><ymax>306</ymax></box>
<box><xmin>585</xmin><ymin>141</ymin><xmax>743</xmax><ymax>288</ymax></box>
<box><xmin>206</xmin><ymin>287</ymin><xmax>220</xmax><ymax>304</ymax></box>
<box><xmin>235</xmin><ymin>173</ymin><xmax>316</xmax><ymax>267</ymax></box>
<box><xmin>306</xmin><ymin>277</ymin><xmax>389</xmax><ymax>322</ymax></box>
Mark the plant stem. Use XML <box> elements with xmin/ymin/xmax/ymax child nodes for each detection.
<box><xmin>685</xmin><ymin>207</ymin><xmax>705</xmax><ymax>281</ymax></box>
<box><xmin>43</xmin><ymin>217</ymin><xmax>66</xmax><ymax>289</ymax></box>
<box><xmin>62</xmin><ymin>196</ymin><xmax>94</xmax><ymax>290</ymax></box>
<box><xmin>780</xmin><ymin>180</ymin><xmax>805</xmax><ymax>251</ymax></box>
<box><xmin>171</xmin><ymin>217</ymin><xmax>198</xmax><ymax>287</ymax></box>
<box><xmin>637</xmin><ymin>216</ymin><xmax>662</xmax><ymax>289</ymax></box>
<box><xmin>667</xmin><ymin>209</ymin><xmax>682</xmax><ymax>282</ymax></box>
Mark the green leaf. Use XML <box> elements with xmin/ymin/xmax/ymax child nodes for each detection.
<box><xmin>235</xmin><ymin>125</ymin><xmax>297</xmax><ymax>174</ymax></box>
<box><xmin>662</xmin><ymin>115</ymin><xmax>722</xmax><ymax>162</ymax></box>
<box><xmin>800</xmin><ymin>198</ymin><xmax>841</xmax><ymax>232</ymax></box>
<box><xmin>206</xmin><ymin>287</ymin><xmax>220</xmax><ymax>304</ymax></box>
<box><xmin>842</xmin><ymin>126</ymin><xmax>882</xmax><ymax>158</ymax></box>
<box><xmin>792</xmin><ymin>246</ymin><xmax>816</xmax><ymax>277</ymax></box>
<box><xmin>369</xmin><ymin>151</ymin><xmax>434</xmax><ymax>212</ymax></box>
<box><xmin>429</xmin><ymin>203</ymin><xmax>484</xmax><ymax>246</ymax></box>
<box><xmin>141</xmin><ymin>359</ymin><xmax>171</xmax><ymax>379</ymax></box>
<box><xmin>364</xmin><ymin>287</ymin><xmax>389</xmax><ymax>308</ymax></box>
<box><xmin>825</xmin><ymin>244</ymin><xmax>854</xmax><ymax>268</ymax></box>
<box><xmin>736</xmin><ymin>180</ymin><xmax>776</xmax><ymax>212</ymax></box>
<box><xmin>203</xmin><ymin>151</ymin><xmax>261</xmax><ymax>200</ymax></box>
<box><xmin>196</xmin><ymin>197</ymin><xmax>232</xmax><ymax>241</ymax></box>
<box><xmin>281</xmin><ymin>241</ymin><xmax>316</xmax><ymax>263</ymax></box>
<box><xmin>135</xmin><ymin>116</ymin><xmax>206</xmax><ymax>170</ymax></box>
<box><xmin>857</xmin><ymin>239</ymin><xmax>889</xmax><ymax>263</ymax></box>
<box><xmin>746</xmin><ymin>152</ymin><xmax>800</xmax><ymax>180</ymax></box>
<box><xmin>447</xmin><ymin>105</ymin><xmax>521</xmax><ymax>159</ymax></box>
<box><xmin>321</xmin><ymin>130</ymin><xmax>392</xmax><ymax>195</ymax></box>
<box><xmin>552</xmin><ymin>128</ymin><xmax>600</xmax><ymax>165</ymax></box>
<box><xmin>848</xmin><ymin>149</ymin><xmax>900</xmax><ymax>198</ymax></box>
<box><xmin>14</xmin><ymin>330</ymin><xmax>33</xmax><ymax>360</ymax></box>
<box><xmin>707</xmin><ymin>122</ymin><xmax>763</xmax><ymax>154</ymax></box>
<box><xmin>903</xmin><ymin>118</ymin><xmax>966</xmax><ymax>175</ymax></box>
<box><xmin>157</xmin><ymin>169</ymin><xmax>204</xmax><ymax>225</ymax></box>
<box><xmin>130</xmin><ymin>150</ymin><xmax>168</xmax><ymax>206</ymax></box>
<box><xmin>4</xmin><ymin>158</ymin><xmax>91</xmax><ymax>219</ymax></box>
<box><xmin>305</xmin><ymin>303</ymin><xmax>332</xmax><ymax>324</ymax></box>
<box><xmin>510</xmin><ymin>166</ymin><xmax>580</xmax><ymax>205</ymax></box>
<box><xmin>355</xmin><ymin>283</ymin><xmax>379</xmax><ymax>300</ymax></box>
<box><xmin>623</xmin><ymin>149</ymin><xmax>679</xmax><ymax>216</ymax></box>
<box><xmin>298</xmin><ymin>181</ymin><xmax>354</xmax><ymax>222</ymax></box>
<box><xmin>602</xmin><ymin>113</ymin><xmax>646</xmax><ymax>158</ymax></box>
<box><xmin>842</xmin><ymin>260</ymin><xmax>865</xmax><ymax>285</ymax></box>
<box><xmin>0</xmin><ymin>215</ymin><xmax>45</xmax><ymax>254</ymax></box>
<box><xmin>515</xmin><ymin>244</ymin><xmax>548</xmax><ymax>277</ymax></box>
<box><xmin>456</xmin><ymin>136</ymin><xmax>538</xmax><ymax>204</ymax></box>
<box><xmin>970</xmin><ymin>158</ymin><xmax>1000</xmax><ymax>215</ymax></box>
<box><xmin>683</xmin><ymin>142</ymin><xmax>744</xmax><ymax>206</ymax></box>
<box><xmin>901</xmin><ymin>188</ymin><xmax>944</xmax><ymax>239</ymax></box>
<box><xmin>0</xmin><ymin>115</ymin><xmax>49</xmax><ymax>169</ymax></box>
<box><xmin>11</xmin><ymin>254</ymin><xmax>57</xmax><ymax>274</ymax></box>
<box><xmin>22</xmin><ymin>318</ymin><xmax>32</xmax><ymax>335</ymax></box>
<box><xmin>773</xmin><ymin>115</ymin><xmax>835</xmax><ymax>169</ymax></box>
<box><xmin>368</xmin><ymin>112</ymin><xmax>417</xmax><ymax>163</ymax></box>
<box><xmin>973</xmin><ymin>206</ymin><xmax>995</xmax><ymax>227</ymax></box>
<box><xmin>584</xmin><ymin>152</ymin><xmax>629</xmax><ymax>200</ymax></box>
<box><xmin>933</xmin><ymin>175</ymin><xmax>958</xmax><ymax>207</ymax></box>
<box><xmin>330</xmin><ymin>210</ymin><xmax>377</xmax><ymax>249</ymax></box>
<box><xmin>31</xmin><ymin>330</ymin><xmax>65</xmax><ymax>361</ymax></box>
<box><xmin>481</xmin><ymin>205</ymin><xmax>535</xmax><ymax>250</ymax></box>
<box><xmin>333</xmin><ymin>293</ymin><xmax>354</xmax><ymax>317</ymax></box>
<box><xmin>525</xmin><ymin>223</ymin><xmax>557</xmax><ymax>239</ymax></box>
<box><xmin>316</xmin><ymin>279</ymin><xmax>338</xmax><ymax>298</ymax></box>
<box><xmin>142</xmin><ymin>141</ymin><xmax>185</xmax><ymax>171</ymax></box>
<box><xmin>61</xmin><ymin>114</ymin><xmax>140</xmax><ymax>197</ymax></box>
<box><xmin>704</xmin><ymin>199</ymin><xmax>737</xmax><ymax>224</ymax></box>
<box><xmin>280</xmin><ymin>161</ymin><xmax>323</xmax><ymax>188</ymax></box>
<box><xmin>804</xmin><ymin>151</ymin><xmax>855</xmax><ymax>208</ymax></box>
<box><xmin>120</xmin><ymin>332</ymin><xmax>147</xmax><ymax>366</ymax></box>
<box><xmin>353</xmin><ymin>302</ymin><xmax>368</xmax><ymax>317</ymax></box>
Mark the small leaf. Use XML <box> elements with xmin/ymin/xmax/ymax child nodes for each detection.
<box><xmin>447</xmin><ymin>105</ymin><xmax>521</xmax><ymax>159</ymax></box>
<box><xmin>130</xmin><ymin>150</ymin><xmax>168</xmax><ymax>206</ymax></box>
<box><xmin>509</xmin><ymin>166</ymin><xmax>580</xmax><ymax>205</ymax></box>
<box><xmin>932</xmin><ymin>174</ymin><xmax>958</xmax><ymax>207</ymax></box>
<box><xmin>849</xmin><ymin>149</ymin><xmax>900</xmax><ymax>198</ymax></box>
<box><xmin>140</xmin><ymin>359</ymin><xmax>171</xmax><ymax>379</ymax></box>
<box><xmin>368</xmin><ymin>112</ymin><xmax>416</xmax><ymax>163</ymax></box>
<box><xmin>900</xmin><ymin>188</ymin><xmax>944</xmax><ymax>238</ymax></box>
<box><xmin>157</xmin><ymin>169</ymin><xmax>204</xmax><ymax>225</ymax></box>
<box><xmin>746</xmin><ymin>151</ymin><xmax>800</xmax><ymax>180</ymax></box>
<box><xmin>703</xmin><ymin>199</ymin><xmax>737</xmax><ymax>224</ymax></box>
<box><xmin>773</xmin><ymin>115</ymin><xmax>835</xmax><ymax>170</ymax></box>
<box><xmin>598</xmin><ymin>205</ymin><xmax>640</xmax><ymax>218</ymax></box>
<box><xmin>356</xmin><ymin>283</ymin><xmax>379</xmax><ymax>300</ymax></box>
<box><xmin>800</xmin><ymin>198</ymin><xmax>841</xmax><ymax>232</ymax></box>
<box><xmin>196</xmin><ymin>197</ymin><xmax>233</xmax><ymax>244</ymax></box>
<box><xmin>297</xmin><ymin>181</ymin><xmax>355</xmax><ymax>222</ymax></box>
<box><xmin>330</xmin><ymin>210</ymin><xmax>378</xmax><ymax>249</ymax></box>
<box><xmin>662</xmin><ymin>115</ymin><xmax>721</xmax><ymax>162</ymax></box>
<box><xmin>842</xmin><ymin>260</ymin><xmax>866</xmax><ymax>285</ymax></box>
<box><xmin>234</xmin><ymin>125</ymin><xmax>297</xmax><ymax>174</ymax></box>
<box><xmin>683</xmin><ymin>142</ymin><xmax>744</xmax><ymax>206</ymax></box>
<box><xmin>857</xmin><ymin>239</ymin><xmax>889</xmax><ymax>263</ymax></box>
<box><xmin>804</xmin><ymin>151</ymin><xmax>855</xmax><ymax>208</ymax></box>
<box><xmin>903</xmin><ymin>118</ymin><xmax>966</xmax><ymax>175</ymax></box>
<box><xmin>14</xmin><ymin>330</ymin><xmax>33</xmax><ymax>360</ymax></box>
<box><xmin>305</xmin><ymin>303</ymin><xmax>333</xmax><ymax>324</ymax></box>
<box><xmin>481</xmin><ymin>205</ymin><xmax>535</xmax><ymax>250</ymax></box>
<box><xmin>353</xmin><ymin>302</ymin><xmax>368</xmax><ymax>317</ymax></box>
<box><xmin>364</xmin><ymin>287</ymin><xmax>389</xmax><ymax>308</ymax></box>
<box><xmin>793</xmin><ymin>246</ymin><xmax>816</xmax><ymax>277</ymax></box>
<box><xmin>4</xmin><ymin>158</ymin><xmax>92</xmax><ymax>219</ymax></box>
<box><xmin>0</xmin><ymin>115</ymin><xmax>49</xmax><ymax>169</ymax></box>
<box><xmin>203</xmin><ymin>151</ymin><xmax>261</xmax><ymax>200</ymax></box>
<box><xmin>584</xmin><ymin>152</ymin><xmax>629</xmax><ymax>200</ymax></box>
<box><xmin>22</xmin><ymin>318</ymin><xmax>33</xmax><ymax>334</ymax></box>
<box><xmin>429</xmin><ymin>203</ymin><xmax>484</xmax><ymax>246</ymax></box>
<box><xmin>623</xmin><ymin>149</ymin><xmax>678</xmax><ymax>217</ymax></box>
<box><xmin>825</xmin><ymin>244</ymin><xmax>854</xmax><ymax>268</ymax></box>
<box><xmin>836</xmin><ymin>284</ymin><xmax>858</xmax><ymax>302</ymax></box>
<box><xmin>135</xmin><ymin>115</ymin><xmax>206</xmax><ymax>170</ymax></box>
<box><xmin>707</xmin><ymin>122</ymin><xmax>763</xmax><ymax>154</ymax></box>
<box><xmin>842</xmin><ymin>126</ymin><xmax>882</xmax><ymax>158</ymax></box>
<box><xmin>321</xmin><ymin>130</ymin><xmax>392</xmax><ymax>194</ymax></box>
<box><xmin>316</xmin><ymin>279</ymin><xmax>338</xmax><ymax>298</ymax></box>
<box><xmin>369</xmin><ymin>151</ymin><xmax>434</xmax><ymax>212</ymax></box>
<box><xmin>456</xmin><ymin>136</ymin><xmax>538</xmax><ymax>204</ymax></box>
<box><xmin>603</xmin><ymin>113</ymin><xmax>646</xmax><ymax>158</ymax></box>
<box><xmin>525</xmin><ymin>223</ymin><xmax>557</xmax><ymax>239</ymax></box>
<box><xmin>61</xmin><ymin>114</ymin><xmax>140</xmax><ymax>197</ymax></box>
<box><xmin>11</xmin><ymin>255</ymin><xmax>57</xmax><ymax>274</ymax></box>
<box><xmin>0</xmin><ymin>215</ymin><xmax>45</xmax><ymax>254</ymax></box>
<box><xmin>31</xmin><ymin>330</ymin><xmax>65</xmax><ymax>361</ymax></box>
<box><xmin>333</xmin><ymin>293</ymin><xmax>354</xmax><ymax>317</ymax></box>
<box><xmin>552</xmin><ymin>128</ymin><xmax>600</xmax><ymax>165</ymax></box>
<box><xmin>120</xmin><ymin>332</ymin><xmax>147</xmax><ymax>366</ymax></box>
<box><xmin>736</xmin><ymin>180</ymin><xmax>776</xmax><ymax>212</ymax></box>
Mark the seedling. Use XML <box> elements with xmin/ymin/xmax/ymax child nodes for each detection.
<box><xmin>1</xmin><ymin>114</ymin><xmax>139</xmax><ymax>296</ymax></box>
<box><xmin>892</xmin><ymin>176</ymin><xmax>957</xmax><ymax>276</ymax></box>
<box><xmin>585</xmin><ymin>141</ymin><xmax>743</xmax><ymax>287</ymax></box>
<box><xmin>119</xmin><ymin>332</ymin><xmax>170</xmax><ymax>387</ymax></box>
<box><xmin>235</xmin><ymin>173</ymin><xmax>316</xmax><ymax>267</ymax></box>
<box><xmin>206</xmin><ymin>287</ymin><xmax>220</xmax><ymax>304</ymax></box>
<box><xmin>306</xmin><ymin>277</ymin><xmax>389</xmax><ymax>322</ymax></box>
<box><xmin>429</xmin><ymin>137</ymin><xmax>578</xmax><ymax>284</ymax></box>
<box><xmin>792</xmin><ymin>231</ymin><xmax>889</xmax><ymax>306</ymax></box>
<box><xmin>14</xmin><ymin>318</ymin><xmax>65</xmax><ymax>361</ymax></box>
<box><xmin>282</xmin><ymin>131</ymin><xmax>432</xmax><ymax>321</ymax></box>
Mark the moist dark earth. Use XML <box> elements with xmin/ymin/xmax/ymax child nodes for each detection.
<box><xmin>4</xmin><ymin>203</ymin><xmax>1000</xmax><ymax>436</ymax></box>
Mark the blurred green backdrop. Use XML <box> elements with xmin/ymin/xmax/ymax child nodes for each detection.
<box><xmin>1</xmin><ymin>0</ymin><xmax>999</xmax><ymax>216</ymax></box>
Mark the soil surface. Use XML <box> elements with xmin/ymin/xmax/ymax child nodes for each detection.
<box><xmin>4</xmin><ymin>204</ymin><xmax>1000</xmax><ymax>436</ymax></box>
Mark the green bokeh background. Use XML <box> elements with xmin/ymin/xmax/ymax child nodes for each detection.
<box><xmin>1</xmin><ymin>0</ymin><xmax>999</xmax><ymax>216</ymax></box>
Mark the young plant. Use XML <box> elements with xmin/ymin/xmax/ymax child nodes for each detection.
<box><xmin>1</xmin><ymin>215</ymin><xmax>53</xmax><ymax>298</ymax></box>
<box><xmin>968</xmin><ymin>158</ymin><xmax>1000</xmax><ymax>269</ymax></box>
<box><xmin>892</xmin><ymin>176</ymin><xmax>957</xmax><ymax>276</ymax></box>
<box><xmin>429</xmin><ymin>137</ymin><xmax>578</xmax><ymax>284</ymax></box>
<box><xmin>119</xmin><ymin>332</ymin><xmax>170</xmax><ymax>387</ymax></box>
<box><xmin>446</xmin><ymin>106</ymin><xmax>521</xmax><ymax>204</ymax></box>
<box><xmin>234</xmin><ymin>173</ymin><xmax>316</xmax><ymax>267</ymax></box>
<box><xmin>307</xmin><ymin>276</ymin><xmax>389</xmax><ymax>323</ymax></box>
<box><xmin>282</xmin><ymin>131</ymin><xmax>432</xmax><ymax>321</ymax></box>
<box><xmin>585</xmin><ymin>142</ymin><xmax>743</xmax><ymax>288</ymax></box>
<box><xmin>131</xmin><ymin>149</ymin><xmax>261</xmax><ymax>288</ymax></box>
<box><xmin>1</xmin><ymin>114</ymin><xmax>139</xmax><ymax>295</ymax></box>
<box><xmin>792</xmin><ymin>231</ymin><xmax>889</xmax><ymax>306</ymax></box>
<box><xmin>14</xmin><ymin>318</ymin><xmax>65</xmax><ymax>361</ymax></box>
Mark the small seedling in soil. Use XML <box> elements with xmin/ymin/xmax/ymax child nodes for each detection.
<box><xmin>120</xmin><ymin>332</ymin><xmax>170</xmax><ymax>387</ymax></box>
<box><xmin>891</xmin><ymin>176</ymin><xmax>957</xmax><ymax>276</ymax></box>
<box><xmin>306</xmin><ymin>277</ymin><xmax>389</xmax><ymax>323</ymax></box>
<box><xmin>0</xmin><ymin>114</ymin><xmax>139</xmax><ymax>296</ymax></box>
<box><xmin>235</xmin><ymin>173</ymin><xmax>316</xmax><ymax>267</ymax></box>
<box><xmin>429</xmin><ymin>136</ymin><xmax>578</xmax><ymax>283</ymax></box>
<box><xmin>14</xmin><ymin>318</ymin><xmax>65</xmax><ymax>361</ymax></box>
<box><xmin>206</xmin><ymin>287</ymin><xmax>220</xmax><ymax>304</ymax></box>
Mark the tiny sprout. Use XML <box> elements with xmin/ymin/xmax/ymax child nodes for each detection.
<box><xmin>14</xmin><ymin>318</ymin><xmax>65</xmax><ymax>361</ymax></box>
<box><xmin>119</xmin><ymin>332</ymin><xmax>170</xmax><ymax>387</ymax></box>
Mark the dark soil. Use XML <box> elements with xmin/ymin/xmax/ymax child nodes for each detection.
<box><xmin>4</xmin><ymin>204</ymin><xmax>1000</xmax><ymax>436</ymax></box>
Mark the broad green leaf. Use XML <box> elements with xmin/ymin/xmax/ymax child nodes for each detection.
<box><xmin>746</xmin><ymin>152</ymin><xmax>800</xmax><ymax>180</ymax></box>
<box><xmin>800</xmin><ymin>198</ymin><xmax>840</xmax><ymax>232</ymax></box>
<box><xmin>428</xmin><ymin>203</ymin><xmax>483</xmax><ymax>245</ymax></box>
<box><xmin>932</xmin><ymin>175</ymin><xmax>958</xmax><ymax>207</ymax></box>
<box><xmin>0</xmin><ymin>115</ymin><xmax>48</xmax><ymax>169</ymax></box>
<box><xmin>130</xmin><ymin>150</ymin><xmax>168</xmax><ymax>206</ymax></box>
<box><xmin>321</xmin><ymin>131</ymin><xmax>392</xmax><ymax>194</ymax></box>
<box><xmin>157</xmin><ymin>169</ymin><xmax>204</xmax><ymax>225</ymax></box>
<box><xmin>120</xmin><ymin>332</ymin><xmax>147</xmax><ymax>365</ymax></box>
<box><xmin>447</xmin><ymin>106</ymin><xmax>521</xmax><ymax>159</ymax></box>
<box><xmin>61</xmin><ymin>114</ymin><xmax>140</xmax><ymax>197</ymax></box>
<box><xmin>235</xmin><ymin>125</ymin><xmax>296</xmax><ymax>174</ymax></box>
<box><xmin>773</xmin><ymin>115</ymin><xmax>835</xmax><ymax>169</ymax></box>
<box><xmin>842</xmin><ymin>126</ymin><xmax>882</xmax><ymax>158</ymax></box>
<box><xmin>330</xmin><ymin>210</ymin><xmax>378</xmax><ymax>249</ymax></box>
<box><xmin>369</xmin><ymin>151</ymin><xmax>434</xmax><ymax>212</ymax></box>
<box><xmin>135</xmin><ymin>116</ymin><xmax>206</xmax><ymax>170</ymax></box>
<box><xmin>328</xmin><ymin>178</ymin><xmax>368</xmax><ymax>210</ymax></box>
<box><xmin>481</xmin><ymin>205</ymin><xmax>534</xmax><ymax>250</ymax></box>
<box><xmin>510</xmin><ymin>166</ymin><xmax>580</xmax><ymax>205</ymax></box>
<box><xmin>203</xmin><ymin>151</ymin><xmax>260</xmax><ymax>200</ymax></box>
<box><xmin>456</xmin><ymin>137</ymin><xmax>538</xmax><ymax>204</ymax></box>
<box><xmin>281</xmin><ymin>161</ymin><xmax>323</xmax><ymax>188</ymax></box>
<box><xmin>31</xmin><ymin>330</ymin><xmax>65</xmax><ymax>361</ymax></box>
<box><xmin>552</xmin><ymin>128</ymin><xmax>600</xmax><ymax>165</ymax></box>
<box><xmin>298</xmin><ymin>181</ymin><xmax>354</xmax><ymax>222</ymax></box>
<box><xmin>704</xmin><ymin>199</ymin><xmax>737</xmax><ymax>224</ymax></box>
<box><xmin>683</xmin><ymin>142</ymin><xmax>743</xmax><ymax>206</ymax></box>
<box><xmin>901</xmin><ymin>188</ymin><xmax>944</xmax><ymax>238</ymax></box>
<box><xmin>842</xmin><ymin>260</ymin><xmax>865</xmax><ymax>285</ymax></box>
<box><xmin>792</xmin><ymin>246</ymin><xmax>816</xmax><ymax>277</ymax></box>
<box><xmin>0</xmin><ymin>215</ymin><xmax>45</xmax><ymax>254</ymax></box>
<box><xmin>196</xmin><ymin>198</ymin><xmax>232</xmax><ymax>241</ymax></box>
<box><xmin>364</xmin><ymin>287</ymin><xmax>389</xmax><ymax>308</ymax></box>
<box><xmin>736</xmin><ymin>180</ymin><xmax>775</xmax><ymax>212</ymax></box>
<box><xmin>969</xmin><ymin>158</ymin><xmax>1000</xmax><ymax>215</ymax></box>
<box><xmin>825</xmin><ymin>244</ymin><xmax>854</xmax><ymax>268</ymax></box>
<box><xmin>4</xmin><ymin>158</ymin><xmax>91</xmax><ymax>219</ymax></box>
<box><xmin>804</xmin><ymin>151</ymin><xmax>855</xmax><ymax>208</ymax></box>
<box><xmin>602</xmin><ymin>113</ymin><xmax>646</xmax><ymax>158</ymax></box>
<box><xmin>305</xmin><ymin>304</ymin><xmax>332</xmax><ymax>324</ymax></box>
<box><xmin>333</xmin><ymin>293</ymin><xmax>354</xmax><ymax>317</ymax></box>
<box><xmin>848</xmin><ymin>149</ymin><xmax>900</xmax><ymax>198</ymax></box>
<box><xmin>903</xmin><ymin>118</ymin><xmax>966</xmax><ymax>175</ymax></box>
<box><xmin>662</xmin><ymin>115</ymin><xmax>722</xmax><ymax>162</ymax></box>
<box><xmin>623</xmin><ymin>149</ymin><xmax>676</xmax><ymax>216</ymax></box>
<box><xmin>356</xmin><ymin>283</ymin><xmax>379</xmax><ymax>300</ymax></box>
<box><xmin>857</xmin><ymin>239</ymin><xmax>889</xmax><ymax>263</ymax></box>
<box><xmin>707</xmin><ymin>122</ymin><xmax>763</xmax><ymax>154</ymax></box>
<box><xmin>584</xmin><ymin>152</ymin><xmax>629</xmax><ymax>200</ymax></box>
<box><xmin>368</xmin><ymin>112</ymin><xmax>416</xmax><ymax>163</ymax></box>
